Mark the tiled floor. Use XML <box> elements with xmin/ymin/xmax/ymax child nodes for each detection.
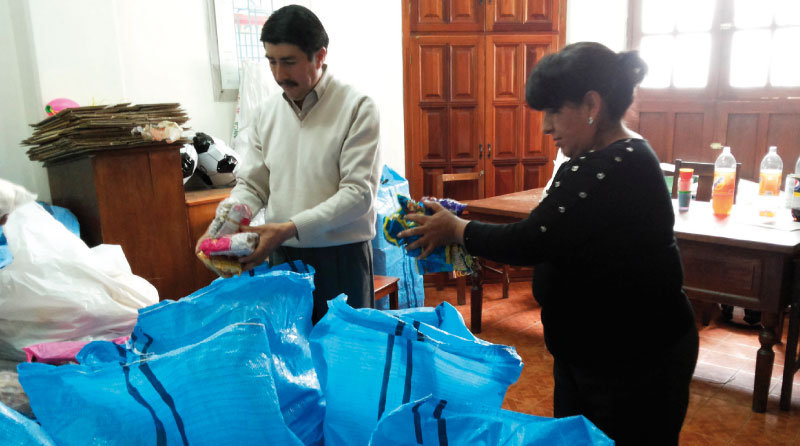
<box><xmin>424</xmin><ymin>281</ymin><xmax>800</xmax><ymax>445</ymax></box>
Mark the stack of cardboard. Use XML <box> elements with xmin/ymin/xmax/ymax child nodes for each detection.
<box><xmin>22</xmin><ymin>103</ymin><xmax>189</xmax><ymax>163</ymax></box>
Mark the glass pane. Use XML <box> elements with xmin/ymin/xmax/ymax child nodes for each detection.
<box><xmin>775</xmin><ymin>0</ymin><xmax>800</xmax><ymax>26</ymax></box>
<box><xmin>771</xmin><ymin>27</ymin><xmax>800</xmax><ymax>86</ymax></box>
<box><xmin>734</xmin><ymin>0</ymin><xmax>775</xmax><ymax>29</ymax></box>
<box><xmin>676</xmin><ymin>0</ymin><xmax>715</xmax><ymax>32</ymax></box>
<box><xmin>639</xmin><ymin>36</ymin><xmax>674</xmax><ymax>88</ymax></box>
<box><xmin>673</xmin><ymin>34</ymin><xmax>710</xmax><ymax>88</ymax></box>
<box><xmin>642</xmin><ymin>0</ymin><xmax>676</xmax><ymax>34</ymax></box>
<box><xmin>730</xmin><ymin>30</ymin><xmax>771</xmax><ymax>87</ymax></box>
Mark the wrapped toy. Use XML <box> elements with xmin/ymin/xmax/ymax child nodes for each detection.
<box><xmin>198</xmin><ymin>232</ymin><xmax>258</xmax><ymax>257</ymax></box>
<box><xmin>197</xmin><ymin>198</ymin><xmax>256</xmax><ymax>276</ymax></box>
<box><xmin>383</xmin><ymin>195</ymin><xmax>475</xmax><ymax>276</ymax></box>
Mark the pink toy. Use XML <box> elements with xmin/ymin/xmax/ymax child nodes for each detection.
<box><xmin>45</xmin><ymin>98</ymin><xmax>80</xmax><ymax>116</ymax></box>
<box><xmin>199</xmin><ymin>232</ymin><xmax>258</xmax><ymax>257</ymax></box>
<box><xmin>23</xmin><ymin>336</ymin><xmax>129</xmax><ymax>365</ymax></box>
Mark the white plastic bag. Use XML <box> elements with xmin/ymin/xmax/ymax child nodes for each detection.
<box><xmin>0</xmin><ymin>202</ymin><xmax>158</xmax><ymax>360</ymax></box>
<box><xmin>231</xmin><ymin>59</ymin><xmax>278</xmax><ymax>154</ymax></box>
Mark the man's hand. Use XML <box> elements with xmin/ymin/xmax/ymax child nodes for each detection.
<box><xmin>398</xmin><ymin>201</ymin><xmax>468</xmax><ymax>259</ymax></box>
<box><xmin>0</xmin><ymin>214</ymin><xmax>7</xmax><ymax>226</ymax></box>
<box><xmin>238</xmin><ymin>221</ymin><xmax>298</xmax><ymax>272</ymax></box>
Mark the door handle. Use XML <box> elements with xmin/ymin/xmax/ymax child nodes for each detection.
<box><xmin>479</xmin><ymin>143</ymin><xmax>483</xmax><ymax>159</ymax></box>
<box><xmin>488</xmin><ymin>143</ymin><xmax>492</xmax><ymax>158</ymax></box>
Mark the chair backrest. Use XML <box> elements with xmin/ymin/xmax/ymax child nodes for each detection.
<box><xmin>672</xmin><ymin>159</ymin><xmax>741</xmax><ymax>203</ymax></box>
<box><xmin>434</xmin><ymin>172</ymin><xmax>485</xmax><ymax>201</ymax></box>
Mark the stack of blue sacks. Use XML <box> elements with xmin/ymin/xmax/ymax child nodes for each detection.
<box><xmin>4</xmin><ymin>261</ymin><xmax>612</xmax><ymax>445</ymax></box>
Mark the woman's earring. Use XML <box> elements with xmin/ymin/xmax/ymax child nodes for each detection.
<box><xmin>588</xmin><ymin>116</ymin><xmax>594</xmax><ymax>125</ymax></box>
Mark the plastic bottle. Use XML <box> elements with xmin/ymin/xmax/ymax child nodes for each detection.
<box><xmin>712</xmin><ymin>146</ymin><xmax>737</xmax><ymax>216</ymax></box>
<box><xmin>789</xmin><ymin>155</ymin><xmax>800</xmax><ymax>221</ymax></box>
<box><xmin>757</xmin><ymin>146</ymin><xmax>783</xmax><ymax>218</ymax></box>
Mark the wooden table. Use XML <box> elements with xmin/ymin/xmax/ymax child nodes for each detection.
<box><xmin>463</xmin><ymin>188</ymin><xmax>800</xmax><ymax>413</ymax></box>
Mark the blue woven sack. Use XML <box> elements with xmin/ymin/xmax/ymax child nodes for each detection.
<box><xmin>19</xmin><ymin>322</ymin><xmax>303</xmax><ymax>445</ymax></box>
<box><xmin>310</xmin><ymin>296</ymin><xmax>523</xmax><ymax>446</ymax></box>
<box><xmin>0</xmin><ymin>401</ymin><xmax>54</xmax><ymax>446</ymax></box>
<box><xmin>369</xmin><ymin>395</ymin><xmax>614</xmax><ymax>445</ymax></box>
<box><xmin>372</xmin><ymin>166</ymin><xmax>425</xmax><ymax>309</ymax></box>
<box><xmin>77</xmin><ymin>261</ymin><xmax>324</xmax><ymax>446</ymax></box>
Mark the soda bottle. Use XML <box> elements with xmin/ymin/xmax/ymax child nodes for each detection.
<box><xmin>789</xmin><ymin>155</ymin><xmax>800</xmax><ymax>221</ymax></box>
<box><xmin>712</xmin><ymin>146</ymin><xmax>736</xmax><ymax>216</ymax></box>
<box><xmin>757</xmin><ymin>146</ymin><xmax>783</xmax><ymax>218</ymax></box>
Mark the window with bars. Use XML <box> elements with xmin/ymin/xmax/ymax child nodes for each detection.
<box><xmin>207</xmin><ymin>0</ymin><xmax>276</xmax><ymax>100</ymax></box>
<box><xmin>631</xmin><ymin>0</ymin><xmax>800</xmax><ymax>96</ymax></box>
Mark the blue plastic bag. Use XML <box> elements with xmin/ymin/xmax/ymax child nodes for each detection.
<box><xmin>78</xmin><ymin>261</ymin><xmax>324</xmax><ymax>446</ymax></box>
<box><xmin>371</xmin><ymin>166</ymin><xmax>425</xmax><ymax>309</ymax></box>
<box><xmin>19</xmin><ymin>322</ymin><xmax>304</xmax><ymax>446</ymax></box>
<box><xmin>0</xmin><ymin>400</ymin><xmax>55</xmax><ymax>446</ymax></box>
<box><xmin>0</xmin><ymin>202</ymin><xmax>79</xmax><ymax>270</ymax></box>
<box><xmin>309</xmin><ymin>296</ymin><xmax>523</xmax><ymax>446</ymax></box>
<box><xmin>369</xmin><ymin>395</ymin><xmax>614</xmax><ymax>445</ymax></box>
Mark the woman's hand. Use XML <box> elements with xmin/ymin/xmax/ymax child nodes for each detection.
<box><xmin>398</xmin><ymin>200</ymin><xmax>469</xmax><ymax>259</ymax></box>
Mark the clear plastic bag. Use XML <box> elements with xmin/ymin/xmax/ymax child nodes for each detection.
<box><xmin>0</xmin><ymin>203</ymin><xmax>158</xmax><ymax>360</ymax></box>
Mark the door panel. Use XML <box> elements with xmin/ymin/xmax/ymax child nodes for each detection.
<box><xmin>485</xmin><ymin>34</ymin><xmax>557</xmax><ymax>196</ymax></box>
<box><xmin>409</xmin><ymin>35</ymin><xmax>485</xmax><ymax>197</ymax></box>
<box><xmin>488</xmin><ymin>0</ymin><xmax>560</xmax><ymax>32</ymax></box>
<box><xmin>420</xmin><ymin>106</ymin><xmax>448</xmax><ymax>161</ymax></box>
<box><xmin>410</xmin><ymin>0</ymin><xmax>484</xmax><ymax>32</ymax></box>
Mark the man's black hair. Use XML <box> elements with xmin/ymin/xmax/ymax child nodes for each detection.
<box><xmin>261</xmin><ymin>5</ymin><xmax>329</xmax><ymax>61</ymax></box>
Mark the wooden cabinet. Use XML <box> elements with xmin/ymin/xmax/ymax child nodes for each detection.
<box><xmin>47</xmin><ymin>145</ymin><xmax>196</xmax><ymax>301</ymax></box>
<box><xmin>404</xmin><ymin>0</ymin><xmax>566</xmax><ymax>199</ymax></box>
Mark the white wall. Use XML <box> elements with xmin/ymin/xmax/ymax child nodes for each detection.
<box><xmin>309</xmin><ymin>0</ymin><xmax>406</xmax><ymax>176</ymax></box>
<box><xmin>0</xmin><ymin>0</ymin><xmax>49</xmax><ymax>201</ymax></box>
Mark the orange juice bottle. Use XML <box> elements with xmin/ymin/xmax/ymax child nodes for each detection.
<box><xmin>712</xmin><ymin>146</ymin><xmax>736</xmax><ymax>216</ymax></box>
<box><xmin>757</xmin><ymin>146</ymin><xmax>783</xmax><ymax>218</ymax></box>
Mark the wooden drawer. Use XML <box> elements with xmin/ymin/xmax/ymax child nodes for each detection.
<box><xmin>679</xmin><ymin>240</ymin><xmax>763</xmax><ymax>299</ymax></box>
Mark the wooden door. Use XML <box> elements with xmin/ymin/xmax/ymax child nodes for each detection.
<box><xmin>484</xmin><ymin>34</ymin><xmax>557</xmax><ymax>196</ymax></box>
<box><xmin>409</xmin><ymin>0</ymin><xmax>484</xmax><ymax>32</ymax></box>
<box><xmin>487</xmin><ymin>0</ymin><xmax>562</xmax><ymax>32</ymax></box>
<box><xmin>408</xmin><ymin>34</ymin><xmax>485</xmax><ymax>198</ymax></box>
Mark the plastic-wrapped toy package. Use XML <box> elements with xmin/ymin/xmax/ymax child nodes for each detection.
<box><xmin>196</xmin><ymin>198</ymin><xmax>256</xmax><ymax>276</ymax></box>
<box><xmin>383</xmin><ymin>195</ymin><xmax>475</xmax><ymax>275</ymax></box>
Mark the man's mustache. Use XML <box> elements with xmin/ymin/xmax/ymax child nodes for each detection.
<box><xmin>278</xmin><ymin>80</ymin><xmax>298</xmax><ymax>88</ymax></box>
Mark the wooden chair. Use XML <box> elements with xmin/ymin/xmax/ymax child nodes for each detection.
<box><xmin>374</xmin><ymin>275</ymin><xmax>399</xmax><ymax>310</ymax></box>
<box><xmin>671</xmin><ymin>159</ymin><xmax>741</xmax><ymax>203</ymax></box>
<box><xmin>434</xmin><ymin>172</ymin><xmax>509</xmax><ymax>305</ymax></box>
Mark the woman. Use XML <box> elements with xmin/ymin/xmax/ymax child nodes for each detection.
<box><xmin>399</xmin><ymin>42</ymin><xmax>698</xmax><ymax>445</ymax></box>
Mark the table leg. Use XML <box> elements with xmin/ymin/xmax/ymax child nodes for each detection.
<box><xmin>780</xmin><ymin>259</ymin><xmax>800</xmax><ymax>411</ymax></box>
<box><xmin>753</xmin><ymin>312</ymin><xmax>779</xmax><ymax>412</ymax></box>
<box><xmin>469</xmin><ymin>269</ymin><xmax>483</xmax><ymax>334</ymax></box>
<box><xmin>781</xmin><ymin>303</ymin><xmax>800</xmax><ymax>410</ymax></box>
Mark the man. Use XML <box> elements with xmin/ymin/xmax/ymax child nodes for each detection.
<box><xmin>199</xmin><ymin>5</ymin><xmax>381</xmax><ymax>324</ymax></box>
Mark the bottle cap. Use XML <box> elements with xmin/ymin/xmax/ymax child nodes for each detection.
<box><xmin>679</xmin><ymin>168</ymin><xmax>694</xmax><ymax>180</ymax></box>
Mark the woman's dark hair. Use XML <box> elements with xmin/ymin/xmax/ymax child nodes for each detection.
<box><xmin>260</xmin><ymin>5</ymin><xmax>329</xmax><ymax>61</ymax></box>
<box><xmin>525</xmin><ymin>42</ymin><xmax>647</xmax><ymax>121</ymax></box>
